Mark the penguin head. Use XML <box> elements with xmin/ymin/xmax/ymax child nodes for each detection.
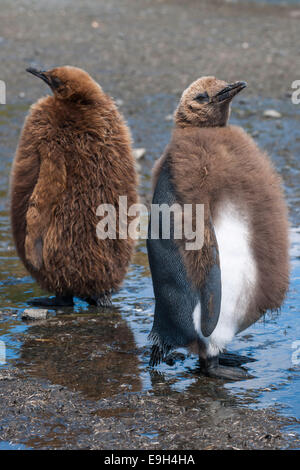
<box><xmin>175</xmin><ymin>76</ymin><xmax>247</xmax><ymax>128</ymax></box>
<box><xmin>26</xmin><ymin>66</ymin><xmax>103</xmax><ymax>103</ymax></box>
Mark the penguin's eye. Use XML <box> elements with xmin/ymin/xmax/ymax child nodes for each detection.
<box><xmin>50</xmin><ymin>76</ymin><xmax>62</xmax><ymax>89</ymax></box>
<box><xmin>194</xmin><ymin>92</ymin><xmax>209</xmax><ymax>103</ymax></box>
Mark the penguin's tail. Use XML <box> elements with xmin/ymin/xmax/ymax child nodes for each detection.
<box><xmin>148</xmin><ymin>331</ymin><xmax>172</xmax><ymax>367</ymax></box>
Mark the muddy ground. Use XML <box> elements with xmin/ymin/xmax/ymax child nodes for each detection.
<box><xmin>0</xmin><ymin>0</ymin><xmax>300</xmax><ymax>450</ymax></box>
<box><xmin>0</xmin><ymin>366</ymin><xmax>299</xmax><ymax>450</ymax></box>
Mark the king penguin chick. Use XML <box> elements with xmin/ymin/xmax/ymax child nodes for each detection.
<box><xmin>147</xmin><ymin>76</ymin><xmax>289</xmax><ymax>379</ymax></box>
<box><xmin>11</xmin><ymin>66</ymin><xmax>138</xmax><ymax>307</ymax></box>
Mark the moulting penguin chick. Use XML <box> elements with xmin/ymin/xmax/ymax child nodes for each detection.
<box><xmin>11</xmin><ymin>66</ymin><xmax>138</xmax><ymax>307</ymax></box>
<box><xmin>147</xmin><ymin>76</ymin><xmax>289</xmax><ymax>379</ymax></box>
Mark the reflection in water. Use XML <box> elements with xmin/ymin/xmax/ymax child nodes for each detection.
<box><xmin>0</xmin><ymin>441</ymin><xmax>29</xmax><ymax>450</ymax></box>
<box><xmin>16</xmin><ymin>309</ymin><xmax>141</xmax><ymax>400</ymax></box>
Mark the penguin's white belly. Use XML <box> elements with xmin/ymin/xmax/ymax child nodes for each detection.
<box><xmin>193</xmin><ymin>202</ymin><xmax>257</xmax><ymax>357</ymax></box>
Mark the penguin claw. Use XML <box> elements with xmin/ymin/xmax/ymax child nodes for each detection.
<box><xmin>96</xmin><ymin>294</ymin><xmax>112</xmax><ymax>308</ymax></box>
<box><xmin>27</xmin><ymin>296</ymin><xmax>74</xmax><ymax>307</ymax></box>
<box><xmin>82</xmin><ymin>293</ymin><xmax>112</xmax><ymax>308</ymax></box>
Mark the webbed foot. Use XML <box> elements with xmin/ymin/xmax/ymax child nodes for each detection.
<box><xmin>200</xmin><ymin>356</ymin><xmax>253</xmax><ymax>381</ymax></box>
<box><xmin>219</xmin><ymin>351</ymin><xmax>256</xmax><ymax>367</ymax></box>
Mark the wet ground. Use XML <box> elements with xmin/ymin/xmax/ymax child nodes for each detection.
<box><xmin>0</xmin><ymin>0</ymin><xmax>300</xmax><ymax>450</ymax></box>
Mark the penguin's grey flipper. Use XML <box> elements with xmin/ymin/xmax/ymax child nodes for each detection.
<box><xmin>147</xmin><ymin>163</ymin><xmax>199</xmax><ymax>366</ymax></box>
<box><xmin>198</xmin><ymin>225</ymin><xmax>221</xmax><ymax>338</ymax></box>
<box><xmin>147</xmin><ymin>162</ymin><xmax>221</xmax><ymax>366</ymax></box>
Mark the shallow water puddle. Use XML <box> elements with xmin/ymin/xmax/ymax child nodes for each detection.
<box><xmin>0</xmin><ymin>441</ymin><xmax>30</xmax><ymax>450</ymax></box>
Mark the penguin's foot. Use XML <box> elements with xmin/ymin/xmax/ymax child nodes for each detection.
<box><xmin>83</xmin><ymin>293</ymin><xmax>112</xmax><ymax>308</ymax></box>
<box><xmin>27</xmin><ymin>295</ymin><xmax>74</xmax><ymax>307</ymax></box>
<box><xmin>219</xmin><ymin>351</ymin><xmax>256</xmax><ymax>367</ymax></box>
<box><xmin>199</xmin><ymin>356</ymin><xmax>252</xmax><ymax>381</ymax></box>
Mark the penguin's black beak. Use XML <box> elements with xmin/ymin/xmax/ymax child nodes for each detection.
<box><xmin>212</xmin><ymin>81</ymin><xmax>247</xmax><ymax>103</ymax></box>
<box><xmin>26</xmin><ymin>67</ymin><xmax>52</xmax><ymax>87</ymax></box>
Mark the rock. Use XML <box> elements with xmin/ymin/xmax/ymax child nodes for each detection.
<box><xmin>263</xmin><ymin>109</ymin><xmax>282</xmax><ymax>119</ymax></box>
<box><xmin>133</xmin><ymin>148</ymin><xmax>146</xmax><ymax>160</ymax></box>
<box><xmin>251</xmin><ymin>131</ymin><xmax>260</xmax><ymax>138</ymax></box>
<box><xmin>22</xmin><ymin>309</ymin><xmax>49</xmax><ymax>320</ymax></box>
<box><xmin>234</xmin><ymin>109</ymin><xmax>246</xmax><ymax>118</ymax></box>
<box><xmin>289</xmin><ymin>10</ymin><xmax>300</xmax><ymax>18</ymax></box>
<box><xmin>135</xmin><ymin>161</ymin><xmax>142</xmax><ymax>173</ymax></box>
<box><xmin>0</xmin><ymin>374</ymin><xmax>14</xmax><ymax>381</ymax></box>
<box><xmin>266</xmin><ymin>55</ymin><xmax>273</xmax><ymax>64</ymax></box>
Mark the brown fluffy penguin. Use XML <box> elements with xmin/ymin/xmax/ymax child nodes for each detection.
<box><xmin>11</xmin><ymin>66</ymin><xmax>138</xmax><ymax>307</ymax></box>
<box><xmin>147</xmin><ymin>76</ymin><xmax>289</xmax><ymax>379</ymax></box>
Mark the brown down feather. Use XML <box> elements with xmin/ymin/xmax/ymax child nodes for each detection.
<box><xmin>152</xmin><ymin>77</ymin><xmax>289</xmax><ymax>333</ymax></box>
<box><xmin>10</xmin><ymin>66</ymin><xmax>138</xmax><ymax>297</ymax></box>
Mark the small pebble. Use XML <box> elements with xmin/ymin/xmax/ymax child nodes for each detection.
<box><xmin>0</xmin><ymin>374</ymin><xmax>14</xmax><ymax>381</ymax></box>
<box><xmin>234</xmin><ymin>109</ymin><xmax>246</xmax><ymax>118</ymax></box>
<box><xmin>135</xmin><ymin>161</ymin><xmax>141</xmax><ymax>173</ymax></box>
<box><xmin>133</xmin><ymin>148</ymin><xmax>146</xmax><ymax>160</ymax></box>
<box><xmin>22</xmin><ymin>308</ymin><xmax>49</xmax><ymax>320</ymax></box>
<box><xmin>289</xmin><ymin>10</ymin><xmax>300</xmax><ymax>18</ymax></box>
<box><xmin>251</xmin><ymin>131</ymin><xmax>259</xmax><ymax>138</ymax></box>
<box><xmin>263</xmin><ymin>109</ymin><xmax>282</xmax><ymax>119</ymax></box>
